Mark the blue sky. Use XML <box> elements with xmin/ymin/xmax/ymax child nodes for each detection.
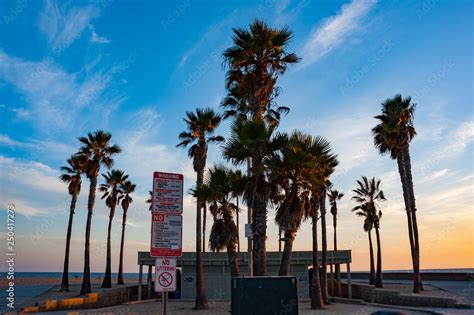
<box><xmin>0</xmin><ymin>0</ymin><xmax>472</xmax><ymax>273</ymax></box>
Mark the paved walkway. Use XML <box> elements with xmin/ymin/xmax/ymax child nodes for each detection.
<box><xmin>37</xmin><ymin>300</ymin><xmax>434</xmax><ymax>314</ymax></box>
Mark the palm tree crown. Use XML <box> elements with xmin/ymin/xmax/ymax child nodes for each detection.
<box><xmin>99</xmin><ymin>169</ymin><xmax>129</xmax><ymax>207</ymax></box>
<box><xmin>177</xmin><ymin>107</ymin><xmax>224</xmax><ymax>172</ymax></box>
<box><xmin>120</xmin><ymin>180</ymin><xmax>136</xmax><ymax>210</ymax></box>
<box><xmin>78</xmin><ymin>130</ymin><xmax>122</xmax><ymax>177</ymax></box>
<box><xmin>222</xmin><ymin>19</ymin><xmax>300</xmax><ymax>125</ymax></box>
<box><xmin>328</xmin><ymin>189</ymin><xmax>344</xmax><ymax>217</ymax></box>
<box><xmin>59</xmin><ymin>154</ymin><xmax>88</xmax><ymax>196</ymax></box>
<box><xmin>351</xmin><ymin>176</ymin><xmax>386</xmax><ymax>225</ymax></box>
<box><xmin>372</xmin><ymin>94</ymin><xmax>416</xmax><ymax>159</ymax></box>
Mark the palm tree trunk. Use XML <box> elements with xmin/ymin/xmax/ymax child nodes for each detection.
<box><xmin>227</xmin><ymin>241</ymin><xmax>240</xmax><ymax>277</ymax></box>
<box><xmin>236</xmin><ymin>197</ymin><xmax>240</xmax><ymax>253</ymax></box>
<box><xmin>203</xmin><ymin>203</ymin><xmax>207</xmax><ymax>253</ymax></box>
<box><xmin>333</xmin><ymin>213</ymin><xmax>341</xmax><ymax>296</ymax></box>
<box><xmin>194</xmin><ymin>162</ymin><xmax>208</xmax><ymax>310</ymax></box>
<box><xmin>374</xmin><ymin>227</ymin><xmax>383</xmax><ymax>288</ymax></box>
<box><xmin>80</xmin><ymin>175</ymin><xmax>97</xmax><ymax>295</ymax></box>
<box><xmin>320</xmin><ymin>194</ymin><xmax>329</xmax><ymax>304</ymax></box>
<box><xmin>117</xmin><ymin>207</ymin><xmax>127</xmax><ymax>285</ymax></box>
<box><xmin>278</xmin><ymin>230</ymin><xmax>295</xmax><ymax>276</ymax></box>
<box><xmin>253</xmin><ymin>199</ymin><xmax>268</xmax><ymax>276</ymax></box>
<box><xmin>396</xmin><ymin>152</ymin><xmax>419</xmax><ymax>292</ymax></box>
<box><xmin>368</xmin><ymin>230</ymin><xmax>375</xmax><ymax>285</ymax></box>
<box><xmin>60</xmin><ymin>194</ymin><xmax>78</xmax><ymax>292</ymax></box>
<box><xmin>311</xmin><ymin>210</ymin><xmax>324</xmax><ymax>309</ymax></box>
<box><xmin>101</xmin><ymin>203</ymin><xmax>115</xmax><ymax>288</ymax></box>
<box><xmin>403</xmin><ymin>145</ymin><xmax>422</xmax><ymax>293</ymax></box>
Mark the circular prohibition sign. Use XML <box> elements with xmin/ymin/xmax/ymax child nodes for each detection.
<box><xmin>158</xmin><ymin>271</ymin><xmax>173</xmax><ymax>288</ymax></box>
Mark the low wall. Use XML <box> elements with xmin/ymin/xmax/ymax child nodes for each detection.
<box><xmin>342</xmin><ymin>272</ymin><xmax>473</xmax><ymax>282</ymax></box>
<box><xmin>333</xmin><ymin>281</ymin><xmax>459</xmax><ymax>308</ymax></box>
<box><xmin>21</xmin><ymin>284</ymin><xmax>158</xmax><ymax>313</ymax></box>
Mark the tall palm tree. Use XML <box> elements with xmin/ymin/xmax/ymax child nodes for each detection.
<box><xmin>352</xmin><ymin>176</ymin><xmax>386</xmax><ymax>288</ymax></box>
<box><xmin>372</xmin><ymin>94</ymin><xmax>422</xmax><ymax>293</ymax></box>
<box><xmin>193</xmin><ymin>166</ymin><xmax>242</xmax><ymax>277</ymax></box>
<box><xmin>328</xmin><ymin>189</ymin><xmax>344</xmax><ymax>296</ymax></box>
<box><xmin>177</xmin><ymin>108</ymin><xmax>223</xmax><ymax>310</ymax></box>
<box><xmin>222</xmin><ymin>20</ymin><xmax>299</xmax><ymax>276</ymax></box>
<box><xmin>354</xmin><ymin>204</ymin><xmax>376</xmax><ymax>285</ymax></box>
<box><xmin>302</xmin><ymin>137</ymin><xmax>338</xmax><ymax>309</ymax></box>
<box><xmin>223</xmin><ymin>117</ymin><xmax>286</xmax><ymax>276</ymax></box>
<box><xmin>222</xmin><ymin>19</ymin><xmax>300</xmax><ymax>125</ymax></box>
<box><xmin>99</xmin><ymin>169</ymin><xmax>128</xmax><ymax>288</ymax></box>
<box><xmin>268</xmin><ymin>131</ymin><xmax>321</xmax><ymax>276</ymax></box>
<box><xmin>78</xmin><ymin>131</ymin><xmax>121</xmax><ymax>295</ymax></box>
<box><xmin>320</xmin><ymin>186</ymin><xmax>330</xmax><ymax>303</ymax></box>
<box><xmin>59</xmin><ymin>154</ymin><xmax>88</xmax><ymax>292</ymax></box>
<box><xmin>117</xmin><ymin>179</ymin><xmax>135</xmax><ymax>285</ymax></box>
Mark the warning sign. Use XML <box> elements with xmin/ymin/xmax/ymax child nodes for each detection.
<box><xmin>151</xmin><ymin>213</ymin><xmax>182</xmax><ymax>257</ymax></box>
<box><xmin>155</xmin><ymin>258</ymin><xmax>177</xmax><ymax>292</ymax></box>
<box><xmin>152</xmin><ymin>172</ymin><xmax>183</xmax><ymax>214</ymax></box>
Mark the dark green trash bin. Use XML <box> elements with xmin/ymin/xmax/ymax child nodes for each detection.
<box><xmin>231</xmin><ymin>276</ymin><xmax>298</xmax><ymax>315</ymax></box>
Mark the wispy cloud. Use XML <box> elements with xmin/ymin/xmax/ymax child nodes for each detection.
<box><xmin>418</xmin><ymin>120</ymin><xmax>474</xmax><ymax>174</ymax></box>
<box><xmin>89</xmin><ymin>24</ymin><xmax>110</xmax><ymax>44</ymax></box>
<box><xmin>39</xmin><ymin>0</ymin><xmax>100</xmax><ymax>52</ymax></box>
<box><xmin>0</xmin><ymin>50</ymin><xmax>126</xmax><ymax>134</ymax></box>
<box><xmin>177</xmin><ymin>10</ymin><xmax>238</xmax><ymax>69</ymax></box>
<box><xmin>299</xmin><ymin>0</ymin><xmax>377</xmax><ymax>69</ymax></box>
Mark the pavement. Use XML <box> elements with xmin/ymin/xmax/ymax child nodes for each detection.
<box><xmin>30</xmin><ymin>300</ymin><xmax>449</xmax><ymax>315</ymax></box>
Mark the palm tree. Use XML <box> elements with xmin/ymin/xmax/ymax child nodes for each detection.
<box><xmin>223</xmin><ymin>117</ymin><xmax>286</xmax><ymax>276</ymax></box>
<box><xmin>372</xmin><ymin>94</ymin><xmax>422</xmax><ymax>293</ymax></box>
<box><xmin>117</xmin><ymin>179</ymin><xmax>135</xmax><ymax>285</ymax></box>
<box><xmin>354</xmin><ymin>204</ymin><xmax>376</xmax><ymax>285</ymax></box>
<box><xmin>98</xmin><ymin>169</ymin><xmax>128</xmax><ymax>288</ymax></box>
<box><xmin>222</xmin><ymin>20</ymin><xmax>299</xmax><ymax>276</ymax></box>
<box><xmin>352</xmin><ymin>176</ymin><xmax>385</xmax><ymax>288</ymax></box>
<box><xmin>268</xmin><ymin>131</ymin><xmax>320</xmax><ymax>276</ymax></box>
<box><xmin>146</xmin><ymin>190</ymin><xmax>152</xmax><ymax>211</ymax></box>
<box><xmin>302</xmin><ymin>137</ymin><xmax>338</xmax><ymax>309</ymax></box>
<box><xmin>328</xmin><ymin>189</ymin><xmax>344</xmax><ymax>296</ymax></box>
<box><xmin>78</xmin><ymin>130</ymin><xmax>121</xmax><ymax>295</ymax></box>
<box><xmin>222</xmin><ymin>19</ymin><xmax>300</xmax><ymax>125</ymax></box>
<box><xmin>177</xmin><ymin>108</ymin><xmax>223</xmax><ymax>310</ymax></box>
<box><xmin>59</xmin><ymin>154</ymin><xmax>88</xmax><ymax>292</ymax></box>
<box><xmin>193</xmin><ymin>166</ymin><xmax>242</xmax><ymax>277</ymax></box>
<box><xmin>319</xmin><ymin>186</ymin><xmax>330</xmax><ymax>303</ymax></box>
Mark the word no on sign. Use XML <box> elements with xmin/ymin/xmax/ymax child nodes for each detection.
<box><xmin>151</xmin><ymin>213</ymin><xmax>182</xmax><ymax>257</ymax></box>
<box><xmin>155</xmin><ymin>257</ymin><xmax>177</xmax><ymax>292</ymax></box>
<box><xmin>152</xmin><ymin>172</ymin><xmax>183</xmax><ymax>214</ymax></box>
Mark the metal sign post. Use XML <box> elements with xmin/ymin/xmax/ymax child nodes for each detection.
<box><xmin>151</xmin><ymin>172</ymin><xmax>183</xmax><ymax>315</ymax></box>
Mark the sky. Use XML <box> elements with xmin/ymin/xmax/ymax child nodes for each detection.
<box><xmin>0</xmin><ymin>0</ymin><xmax>472</xmax><ymax>274</ymax></box>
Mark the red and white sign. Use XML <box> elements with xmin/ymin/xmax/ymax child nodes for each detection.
<box><xmin>152</xmin><ymin>172</ymin><xmax>183</xmax><ymax>214</ymax></box>
<box><xmin>155</xmin><ymin>258</ymin><xmax>177</xmax><ymax>292</ymax></box>
<box><xmin>151</xmin><ymin>213</ymin><xmax>182</xmax><ymax>257</ymax></box>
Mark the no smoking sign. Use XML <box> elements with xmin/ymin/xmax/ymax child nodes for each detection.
<box><xmin>155</xmin><ymin>257</ymin><xmax>177</xmax><ymax>292</ymax></box>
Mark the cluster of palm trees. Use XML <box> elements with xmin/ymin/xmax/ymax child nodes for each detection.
<box><xmin>59</xmin><ymin>131</ymin><xmax>136</xmax><ymax>294</ymax></box>
<box><xmin>176</xmin><ymin>20</ymin><xmax>337</xmax><ymax>310</ymax></box>
<box><xmin>56</xmin><ymin>19</ymin><xmax>423</xmax><ymax>308</ymax></box>
<box><xmin>177</xmin><ymin>19</ymin><xmax>423</xmax><ymax>310</ymax></box>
